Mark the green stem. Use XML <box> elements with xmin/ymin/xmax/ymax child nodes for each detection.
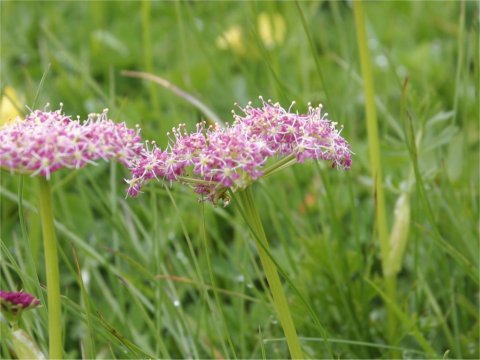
<box><xmin>261</xmin><ymin>154</ymin><xmax>297</xmax><ymax>179</ymax></box>
<box><xmin>353</xmin><ymin>1</ymin><xmax>396</xmax><ymax>351</ymax></box>
<box><xmin>37</xmin><ymin>177</ymin><xmax>63</xmax><ymax>359</ymax></box>
<box><xmin>236</xmin><ymin>187</ymin><xmax>303</xmax><ymax>359</ymax></box>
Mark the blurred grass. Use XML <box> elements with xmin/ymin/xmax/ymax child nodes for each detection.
<box><xmin>1</xmin><ymin>1</ymin><xmax>478</xmax><ymax>359</ymax></box>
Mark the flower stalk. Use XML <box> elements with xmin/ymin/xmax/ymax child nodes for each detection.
<box><xmin>235</xmin><ymin>187</ymin><xmax>303</xmax><ymax>359</ymax></box>
<box><xmin>37</xmin><ymin>177</ymin><xmax>63</xmax><ymax>359</ymax></box>
<box><xmin>126</xmin><ymin>98</ymin><xmax>351</xmax><ymax>358</ymax></box>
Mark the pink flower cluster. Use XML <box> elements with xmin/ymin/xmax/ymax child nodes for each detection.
<box><xmin>0</xmin><ymin>107</ymin><xmax>143</xmax><ymax>179</ymax></box>
<box><xmin>0</xmin><ymin>290</ymin><xmax>40</xmax><ymax>315</ymax></box>
<box><xmin>127</xmin><ymin>99</ymin><xmax>351</xmax><ymax>204</ymax></box>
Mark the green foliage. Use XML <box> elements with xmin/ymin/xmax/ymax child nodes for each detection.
<box><xmin>1</xmin><ymin>1</ymin><xmax>478</xmax><ymax>359</ymax></box>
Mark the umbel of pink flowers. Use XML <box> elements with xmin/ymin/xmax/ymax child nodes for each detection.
<box><xmin>127</xmin><ymin>98</ymin><xmax>352</xmax><ymax>204</ymax></box>
<box><xmin>0</xmin><ymin>105</ymin><xmax>143</xmax><ymax>178</ymax></box>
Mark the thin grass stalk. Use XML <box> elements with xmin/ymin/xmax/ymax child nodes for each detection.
<box><xmin>365</xmin><ymin>278</ymin><xmax>438</xmax><ymax>357</ymax></box>
<box><xmin>352</xmin><ymin>0</ymin><xmax>396</xmax><ymax>348</ymax></box>
<box><xmin>236</xmin><ymin>187</ymin><xmax>303</xmax><ymax>359</ymax></box>
<box><xmin>294</xmin><ymin>1</ymin><xmax>332</xmax><ymax>113</ymax></box>
<box><xmin>72</xmin><ymin>246</ymin><xmax>95</xmax><ymax>359</ymax></box>
<box><xmin>453</xmin><ymin>0</ymin><xmax>465</xmax><ymax>123</ymax></box>
<box><xmin>164</xmin><ymin>186</ymin><xmax>228</xmax><ymax>357</ymax></box>
<box><xmin>37</xmin><ymin>177</ymin><xmax>63</xmax><ymax>359</ymax></box>
<box><xmin>141</xmin><ymin>0</ymin><xmax>159</xmax><ymax>113</ymax></box>
<box><xmin>150</xmin><ymin>191</ymin><xmax>170</xmax><ymax>358</ymax></box>
<box><xmin>200</xmin><ymin>202</ymin><xmax>237</xmax><ymax>358</ymax></box>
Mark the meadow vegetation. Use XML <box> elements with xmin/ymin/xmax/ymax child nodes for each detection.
<box><xmin>1</xmin><ymin>1</ymin><xmax>478</xmax><ymax>359</ymax></box>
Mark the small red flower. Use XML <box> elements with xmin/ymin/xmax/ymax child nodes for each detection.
<box><xmin>1</xmin><ymin>290</ymin><xmax>40</xmax><ymax>321</ymax></box>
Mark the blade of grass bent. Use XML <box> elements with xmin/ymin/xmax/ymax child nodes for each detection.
<box><xmin>121</xmin><ymin>70</ymin><xmax>224</xmax><ymax>127</ymax></box>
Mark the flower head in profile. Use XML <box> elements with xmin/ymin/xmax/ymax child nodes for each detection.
<box><xmin>127</xmin><ymin>98</ymin><xmax>351</xmax><ymax>205</ymax></box>
<box><xmin>0</xmin><ymin>105</ymin><xmax>143</xmax><ymax>179</ymax></box>
<box><xmin>1</xmin><ymin>290</ymin><xmax>40</xmax><ymax>322</ymax></box>
<box><xmin>232</xmin><ymin>99</ymin><xmax>352</xmax><ymax>169</ymax></box>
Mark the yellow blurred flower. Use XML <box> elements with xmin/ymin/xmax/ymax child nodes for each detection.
<box><xmin>216</xmin><ymin>25</ymin><xmax>246</xmax><ymax>56</ymax></box>
<box><xmin>257</xmin><ymin>12</ymin><xmax>286</xmax><ymax>49</ymax></box>
<box><xmin>216</xmin><ymin>12</ymin><xmax>286</xmax><ymax>56</ymax></box>
<box><xmin>0</xmin><ymin>86</ymin><xmax>23</xmax><ymax>126</ymax></box>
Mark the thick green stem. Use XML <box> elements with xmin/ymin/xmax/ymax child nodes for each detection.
<box><xmin>236</xmin><ymin>188</ymin><xmax>303</xmax><ymax>359</ymax></box>
<box><xmin>37</xmin><ymin>177</ymin><xmax>63</xmax><ymax>359</ymax></box>
<box><xmin>353</xmin><ymin>0</ymin><xmax>396</xmax><ymax>351</ymax></box>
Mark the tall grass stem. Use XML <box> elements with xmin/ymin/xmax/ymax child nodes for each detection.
<box><xmin>352</xmin><ymin>0</ymin><xmax>396</xmax><ymax>347</ymax></box>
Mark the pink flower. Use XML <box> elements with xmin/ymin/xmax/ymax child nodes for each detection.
<box><xmin>1</xmin><ymin>290</ymin><xmax>40</xmax><ymax>320</ymax></box>
<box><xmin>127</xmin><ymin>99</ymin><xmax>351</xmax><ymax>204</ymax></box>
<box><xmin>233</xmin><ymin>99</ymin><xmax>352</xmax><ymax>168</ymax></box>
<box><xmin>127</xmin><ymin>122</ymin><xmax>273</xmax><ymax>202</ymax></box>
<box><xmin>0</xmin><ymin>106</ymin><xmax>143</xmax><ymax>179</ymax></box>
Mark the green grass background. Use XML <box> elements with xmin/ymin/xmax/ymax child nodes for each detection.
<box><xmin>1</xmin><ymin>1</ymin><xmax>478</xmax><ymax>359</ymax></box>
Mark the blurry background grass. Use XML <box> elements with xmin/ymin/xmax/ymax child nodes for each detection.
<box><xmin>1</xmin><ymin>1</ymin><xmax>478</xmax><ymax>358</ymax></box>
